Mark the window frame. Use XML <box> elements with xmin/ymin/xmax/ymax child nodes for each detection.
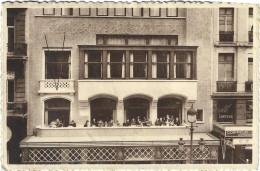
<box><xmin>61</xmin><ymin>8</ymin><xmax>73</xmax><ymax>16</ymax></box>
<box><xmin>173</xmin><ymin>51</ymin><xmax>193</xmax><ymax>79</ymax></box>
<box><xmin>149</xmin><ymin>8</ymin><xmax>161</xmax><ymax>17</ymax></box>
<box><xmin>96</xmin><ymin>8</ymin><xmax>109</xmax><ymax>16</ymax></box>
<box><xmin>43</xmin><ymin>8</ymin><xmax>55</xmax><ymax>15</ymax></box>
<box><xmin>79</xmin><ymin>8</ymin><xmax>91</xmax><ymax>16</ymax></box>
<box><xmin>166</xmin><ymin>8</ymin><xmax>178</xmax><ymax>17</ymax></box>
<box><xmin>218</xmin><ymin>53</ymin><xmax>234</xmax><ymax>81</ymax></box>
<box><xmin>84</xmin><ymin>50</ymin><xmax>103</xmax><ymax>79</ymax></box>
<box><xmin>107</xmin><ymin>51</ymin><xmax>126</xmax><ymax>79</ymax></box>
<box><xmin>151</xmin><ymin>51</ymin><xmax>170</xmax><ymax>79</ymax></box>
<box><xmin>130</xmin><ymin>50</ymin><xmax>148</xmax><ymax>79</ymax></box>
<box><xmin>196</xmin><ymin>109</ymin><xmax>204</xmax><ymax>123</ymax></box>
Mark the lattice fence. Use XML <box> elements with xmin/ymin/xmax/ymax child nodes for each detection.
<box><xmin>44</xmin><ymin>80</ymin><xmax>71</xmax><ymax>88</ymax></box>
<box><xmin>22</xmin><ymin>146</ymin><xmax>218</xmax><ymax>164</ymax></box>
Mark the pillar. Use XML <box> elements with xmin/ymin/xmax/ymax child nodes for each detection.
<box><xmin>235</xmin><ymin>100</ymin><xmax>246</xmax><ymax>125</ymax></box>
<box><xmin>79</xmin><ymin>100</ymin><xmax>90</xmax><ymax>125</ymax></box>
<box><xmin>117</xmin><ymin>100</ymin><xmax>124</xmax><ymax>124</ymax></box>
<box><xmin>150</xmin><ymin>100</ymin><xmax>158</xmax><ymax>124</ymax></box>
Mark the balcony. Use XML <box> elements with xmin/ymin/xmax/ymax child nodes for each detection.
<box><xmin>7</xmin><ymin>43</ymin><xmax>27</xmax><ymax>56</ymax></box>
<box><xmin>248</xmin><ymin>31</ymin><xmax>253</xmax><ymax>42</ymax></box>
<box><xmin>219</xmin><ymin>31</ymin><xmax>234</xmax><ymax>42</ymax></box>
<box><xmin>245</xmin><ymin>81</ymin><xmax>253</xmax><ymax>92</ymax></box>
<box><xmin>7</xmin><ymin>102</ymin><xmax>27</xmax><ymax>116</ymax></box>
<box><xmin>217</xmin><ymin>81</ymin><xmax>237</xmax><ymax>92</ymax></box>
<box><xmin>39</xmin><ymin>79</ymin><xmax>75</xmax><ymax>95</ymax></box>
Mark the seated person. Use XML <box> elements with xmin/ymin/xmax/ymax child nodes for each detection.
<box><xmin>104</xmin><ymin>121</ymin><xmax>108</xmax><ymax>127</ymax></box>
<box><xmin>84</xmin><ymin>120</ymin><xmax>89</xmax><ymax>127</ymax></box>
<box><xmin>165</xmin><ymin>115</ymin><xmax>171</xmax><ymax>126</ymax></box>
<box><xmin>56</xmin><ymin>119</ymin><xmax>63</xmax><ymax>127</ymax></box>
<box><xmin>146</xmin><ymin>120</ymin><xmax>152</xmax><ymax>126</ymax></box>
<box><xmin>159</xmin><ymin>117</ymin><xmax>165</xmax><ymax>126</ymax></box>
<box><xmin>114</xmin><ymin>120</ymin><xmax>120</xmax><ymax>127</ymax></box>
<box><xmin>123</xmin><ymin>118</ymin><xmax>131</xmax><ymax>126</ymax></box>
<box><xmin>108</xmin><ymin>119</ymin><xmax>114</xmax><ymax>127</ymax></box>
<box><xmin>136</xmin><ymin>118</ymin><xmax>142</xmax><ymax>126</ymax></box>
<box><xmin>69</xmin><ymin>120</ymin><xmax>76</xmax><ymax>127</ymax></box>
<box><xmin>154</xmin><ymin>118</ymin><xmax>160</xmax><ymax>126</ymax></box>
<box><xmin>142</xmin><ymin>117</ymin><xmax>148</xmax><ymax>126</ymax></box>
<box><xmin>91</xmin><ymin>118</ymin><xmax>97</xmax><ymax>127</ymax></box>
<box><xmin>130</xmin><ymin>118</ymin><xmax>136</xmax><ymax>126</ymax></box>
<box><xmin>175</xmin><ymin>117</ymin><xmax>181</xmax><ymax>126</ymax></box>
<box><xmin>98</xmin><ymin>120</ymin><xmax>104</xmax><ymax>127</ymax></box>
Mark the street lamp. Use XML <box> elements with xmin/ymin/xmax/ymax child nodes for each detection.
<box><xmin>187</xmin><ymin>104</ymin><xmax>198</xmax><ymax>164</ymax></box>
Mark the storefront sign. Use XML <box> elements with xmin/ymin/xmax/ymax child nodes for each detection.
<box><xmin>217</xmin><ymin>101</ymin><xmax>234</xmax><ymax>123</ymax></box>
<box><xmin>226</xmin><ymin>130</ymin><xmax>252</xmax><ymax>137</ymax></box>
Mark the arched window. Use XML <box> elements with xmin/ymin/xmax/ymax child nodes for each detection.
<box><xmin>124</xmin><ymin>98</ymin><xmax>150</xmax><ymax>121</ymax></box>
<box><xmin>157</xmin><ymin>98</ymin><xmax>182</xmax><ymax>122</ymax></box>
<box><xmin>44</xmin><ymin>98</ymin><xmax>70</xmax><ymax>127</ymax></box>
<box><xmin>90</xmin><ymin>98</ymin><xmax>116</xmax><ymax>122</ymax></box>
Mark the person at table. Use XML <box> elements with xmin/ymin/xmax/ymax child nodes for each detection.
<box><xmin>84</xmin><ymin>120</ymin><xmax>89</xmax><ymax>127</ymax></box>
<box><xmin>146</xmin><ymin>119</ymin><xmax>152</xmax><ymax>126</ymax></box>
<box><xmin>98</xmin><ymin>119</ymin><xmax>104</xmax><ymax>127</ymax></box>
<box><xmin>91</xmin><ymin>118</ymin><xmax>97</xmax><ymax>127</ymax></box>
<box><xmin>55</xmin><ymin>119</ymin><xmax>63</xmax><ymax>127</ymax></box>
<box><xmin>154</xmin><ymin>118</ymin><xmax>160</xmax><ymax>126</ymax></box>
<box><xmin>142</xmin><ymin>117</ymin><xmax>148</xmax><ymax>126</ymax></box>
<box><xmin>123</xmin><ymin>118</ymin><xmax>131</xmax><ymax>126</ymax></box>
<box><xmin>159</xmin><ymin>117</ymin><xmax>165</xmax><ymax>126</ymax></box>
<box><xmin>114</xmin><ymin>120</ymin><xmax>120</xmax><ymax>127</ymax></box>
<box><xmin>69</xmin><ymin>120</ymin><xmax>76</xmax><ymax>127</ymax></box>
<box><xmin>165</xmin><ymin>115</ymin><xmax>171</xmax><ymax>126</ymax></box>
<box><xmin>130</xmin><ymin>118</ymin><xmax>136</xmax><ymax>126</ymax></box>
<box><xmin>136</xmin><ymin>118</ymin><xmax>142</xmax><ymax>126</ymax></box>
<box><xmin>175</xmin><ymin>117</ymin><xmax>181</xmax><ymax>126</ymax></box>
<box><xmin>104</xmin><ymin>121</ymin><xmax>108</xmax><ymax>127</ymax></box>
<box><xmin>108</xmin><ymin>119</ymin><xmax>114</xmax><ymax>127</ymax></box>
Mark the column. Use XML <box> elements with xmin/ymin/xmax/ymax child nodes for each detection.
<box><xmin>117</xmin><ymin>100</ymin><xmax>124</xmax><ymax>124</ymax></box>
<box><xmin>79</xmin><ymin>100</ymin><xmax>90</xmax><ymax>125</ymax></box>
<box><xmin>150</xmin><ymin>100</ymin><xmax>158</xmax><ymax>124</ymax></box>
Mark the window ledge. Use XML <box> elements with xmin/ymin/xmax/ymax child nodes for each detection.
<box><xmin>78</xmin><ymin>79</ymin><xmax>198</xmax><ymax>82</ymax></box>
<box><xmin>35</xmin><ymin>15</ymin><xmax>186</xmax><ymax>19</ymax></box>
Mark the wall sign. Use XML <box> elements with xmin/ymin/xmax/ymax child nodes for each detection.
<box><xmin>226</xmin><ymin>130</ymin><xmax>252</xmax><ymax>138</ymax></box>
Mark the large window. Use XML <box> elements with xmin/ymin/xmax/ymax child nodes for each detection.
<box><xmin>107</xmin><ymin>51</ymin><xmax>125</xmax><ymax>78</ymax></box>
<box><xmin>216</xmin><ymin>100</ymin><xmax>235</xmax><ymax>123</ymax></box>
<box><xmin>152</xmin><ymin>51</ymin><xmax>169</xmax><ymax>79</ymax></box>
<box><xmin>85</xmin><ymin>51</ymin><xmax>102</xmax><ymax>79</ymax></box>
<box><xmin>248</xmin><ymin>57</ymin><xmax>253</xmax><ymax>81</ymax></box>
<box><xmin>174</xmin><ymin>52</ymin><xmax>192</xmax><ymax>79</ymax></box>
<box><xmin>124</xmin><ymin>98</ymin><xmax>150</xmax><ymax>121</ymax></box>
<box><xmin>45</xmin><ymin>98</ymin><xmax>70</xmax><ymax>127</ymax></box>
<box><xmin>45</xmin><ymin>51</ymin><xmax>71</xmax><ymax>79</ymax></box>
<box><xmin>218</xmin><ymin>53</ymin><xmax>234</xmax><ymax>81</ymax></box>
<box><xmin>219</xmin><ymin>8</ymin><xmax>234</xmax><ymax>42</ymax></box>
<box><xmin>90</xmin><ymin>98</ymin><xmax>116</xmax><ymax>122</ymax></box>
<box><xmin>130</xmin><ymin>51</ymin><xmax>148</xmax><ymax>78</ymax></box>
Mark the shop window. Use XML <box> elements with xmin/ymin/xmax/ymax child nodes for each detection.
<box><xmin>45</xmin><ymin>98</ymin><xmax>70</xmax><ymax>127</ymax></box>
<box><xmin>130</xmin><ymin>51</ymin><xmax>148</xmax><ymax>78</ymax></box>
<box><xmin>107</xmin><ymin>51</ymin><xmax>125</xmax><ymax>78</ymax></box>
<box><xmin>124</xmin><ymin>97</ymin><xmax>150</xmax><ymax>121</ymax></box>
<box><xmin>219</xmin><ymin>8</ymin><xmax>234</xmax><ymax>42</ymax></box>
<box><xmin>85</xmin><ymin>51</ymin><xmax>102</xmax><ymax>79</ymax></box>
<box><xmin>246</xmin><ymin>100</ymin><xmax>253</xmax><ymax>123</ymax></box>
<box><xmin>174</xmin><ymin>52</ymin><xmax>192</xmax><ymax>79</ymax></box>
<box><xmin>90</xmin><ymin>98</ymin><xmax>116</xmax><ymax>123</ymax></box>
<box><xmin>132</xmin><ymin>8</ymin><xmax>143</xmax><ymax>17</ymax></box>
<box><xmin>196</xmin><ymin>109</ymin><xmax>203</xmax><ymax>122</ymax></box>
<box><xmin>97</xmin><ymin>8</ymin><xmax>108</xmax><ymax>16</ymax></box>
<box><xmin>79</xmin><ymin>8</ymin><xmax>90</xmax><ymax>16</ymax></box>
<box><xmin>152</xmin><ymin>51</ymin><xmax>170</xmax><ymax>79</ymax></box>
<box><xmin>149</xmin><ymin>8</ymin><xmax>161</xmax><ymax>17</ymax></box>
<box><xmin>157</xmin><ymin>98</ymin><xmax>182</xmax><ymax>124</ymax></box>
<box><xmin>45</xmin><ymin>51</ymin><xmax>71</xmax><ymax>79</ymax></box>
<box><xmin>114</xmin><ymin>8</ymin><xmax>126</xmax><ymax>16</ymax></box>
<box><xmin>216</xmin><ymin>100</ymin><xmax>235</xmax><ymax>123</ymax></box>
<box><xmin>167</xmin><ymin>8</ymin><xmax>178</xmax><ymax>17</ymax></box>
<box><xmin>61</xmin><ymin>8</ymin><xmax>73</xmax><ymax>16</ymax></box>
<box><xmin>218</xmin><ymin>53</ymin><xmax>234</xmax><ymax>81</ymax></box>
<box><xmin>248</xmin><ymin>58</ymin><xmax>253</xmax><ymax>81</ymax></box>
<box><xmin>43</xmin><ymin>8</ymin><xmax>55</xmax><ymax>15</ymax></box>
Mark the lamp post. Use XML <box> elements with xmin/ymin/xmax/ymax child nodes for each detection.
<box><xmin>187</xmin><ymin>104</ymin><xmax>198</xmax><ymax>164</ymax></box>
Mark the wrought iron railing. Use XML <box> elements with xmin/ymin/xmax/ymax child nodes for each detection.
<box><xmin>7</xmin><ymin>102</ymin><xmax>27</xmax><ymax>115</ymax></box>
<box><xmin>217</xmin><ymin>81</ymin><xmax>237</xmax><ymax>92</ymax></box>
<box><xmin>219</xmin><ymin>31</ymin><xmax>234</xmax><ymax>42</ymax></box>
<box><xmin>7</xmin><ymin>43</ymin><xmax>27</xmax><ymax>56</ymax></box>
<box><xmin>21</xmin><ymin>146</ymin><xmax>218</xmax><ymax>164</ymax></box>
<box><xmin>39</xmin><ymin>79</ymin><xmax>75</xmax><ymax>94</ymax></box>
<box><xmin>248</xmin><ymin>31</ymin><xmax>253</xmax><ymax>42</ymax></box>
<box><xmin>245</xmin><ymin>81</ymin><xmax>253</xmax><ymax>92</ymax></box>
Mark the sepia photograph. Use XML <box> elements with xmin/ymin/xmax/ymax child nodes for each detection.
<box><xmin>1</xmin><ymin>1</ymin><xmax>259</xmax><ymax>170</ymax></box>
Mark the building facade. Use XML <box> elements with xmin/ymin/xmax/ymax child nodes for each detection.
<box><xmin>3</xmin><ymin>4</ymin><xmax>256</xmax><ymax>165</ymax></box>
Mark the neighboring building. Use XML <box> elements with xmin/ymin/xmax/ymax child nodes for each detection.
<box><xmin>3</xmin><ymin>4</ymin><xmax>255</xmax><ymax>165</ymax></box>
<box><xmin>211</xmin><ymin>8</ymin><xmax>254</xmax><ymax>164</ymax></box>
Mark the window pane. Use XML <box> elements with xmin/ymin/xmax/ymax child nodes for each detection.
<box><xmin>109</xmin><ymin>51</ymin><xmax>125</xmax><ymax>78</ymax></box>
<box><xmin>132</xmin><ymin>8</ymin><xmax>142</xmax><ymax>16</ymax></box>
<box><xmin>133</xmin><ymin>51</ymin><xmax>147</xmax><ymax>62</ymax></box>
<box><xmin>110</xmin><ymin>51</ymin><xmax>124</xmax><ymax>62</ymax></box>
<box><xmin>8</xmin><ymin>28</ymin><xmax>14</xmax><ymax>44</ymax></box>
<box><xmin>217</xmin><ymin>100</ymin><xmax>234</xmax><ymax>123</ymax></box>
<box><xmin>43</xmin><ymin>8</ymin><xmax>55</xmax><ymax>15</ymax></box>
<box><xmin>62</xmin><ymin>8</ymin><xmax>73</xmax><ymax>15</ymax></box>
<box><xmin>167</xmin><ymin>8</ymin><xmax>177</xmax><ymax>17</ymax></box>
<box><xmin>88</xmin><ymin>63</ymin><xmax>102</xmax><ymax>78</ymax></box>
<box><xmin>7</xmin><ymin>16</ymin><xmax>14</xmax><ymax>26</ymax></box>
<box><xmin>157</xmin><ymin>63</ymin><xmax>168</xmax><ymax>78</ymax></box>
<box><xmin>150</xmin><ymin>8</ymin><xmax>160</xmax><ymax>17</ymax></box>
<box><xmin>110</xmin><ymin>63</ymin><xmax>122</xmax><ymax>78</ymax></box>
<box><xmin>218</xmin><ymin>63</ymin><xmax>225</xmax><ymax>81</ymax></box>
<box><xmin>248</xmin><ymin>58</ymin><xmax>253</xmax><ymax>81</ymax></box>
<box><xmin>88</xmin><ymin>51</ymin><xmax>102</xmax><ymax>62</ymax></box>
<box><xmin>97</xmin><ymin>8</ymin><xmax>108</xmax><ymax>16</ymax></box>
<box><xmin>133</xmin><ymin>64</ymin><xmax>147</xmax><ymax>78</ymax></box>
<box><xmin>115</xmin><ymin>8</ymin><xmax>125</xmax><ymax>16</ymax></box>
<box><xmin>8</xmin><ymin>80</ymin><xmax>14</xmax><ymax>102</ymax></box>
<box><xmin>80</xmin><ymin>8</ymin><xmax>90</xmax><ymax>16</ymax></box>
<box><xmin>197</xmin><ymin>109</ymin><xmax>203</xmax><ymax>122</ymax></box>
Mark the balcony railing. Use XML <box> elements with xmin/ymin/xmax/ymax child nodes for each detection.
<box><xmin>245</xmin><ymin>81</ymin><xmax>253</xmax><ymax>92</ymax></box>
<box><xmin>217</xmin><ymin>81</ymin><xmax>237</xmax><ymax>92</ymax></box>
<box><xmin>7</xmin><ymin>43</ymin><xmax>27</xmax><ymax>56</ymax></box>
<box><xmin>248</xmin><ymin>31</ymin><xmax>253</xmax><ymax>42</ymax></box>
<box><xmin>219</xmin><ymin>31</ymin><xmax>234</xmax><ymax>42</ymax></box>
<box><xmin>7</xmin><ymin>102</ymin><xmax>27</xmax><ymax>115</ymax></box>
<box><xmin>39</xmin><ymin>79</ymin><xmax>75</xmax><ymax>94</ymax></box>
